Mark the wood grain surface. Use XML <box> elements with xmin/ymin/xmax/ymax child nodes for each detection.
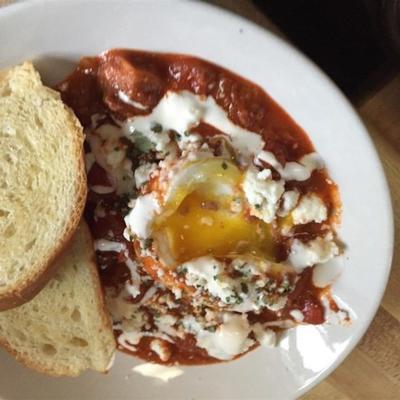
<box><xmin>1</xmin><ymin>0</ymin><xmax>399</xmax><ymax>398</ymax></box>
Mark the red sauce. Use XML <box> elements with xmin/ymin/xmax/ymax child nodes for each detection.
<box><xmin>58</xmin><ymin>49</ymin><xmax>341</xmax><ymax>365</ymax></box>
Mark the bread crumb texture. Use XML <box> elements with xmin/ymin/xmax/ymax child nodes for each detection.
<box><xmin>0</xmin><ymin>62</ymin><xmax>86</xmax><ymax>306</ymax></box>
<box><xmin>0</xmin><ymin>223</ymin><xmax>116</xmax><ymax>376</ymax></box>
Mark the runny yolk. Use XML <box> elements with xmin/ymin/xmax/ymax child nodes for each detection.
<box><xmin>154</xmin><ymin>190</ymin><xmax>276</xmax><ymax>265</ymax></box>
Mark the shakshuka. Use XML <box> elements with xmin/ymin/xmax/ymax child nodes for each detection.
<box><xmin>57</xmin><ymin>49</ymin><xmax>345</xmax><ymax>365</ymax></box>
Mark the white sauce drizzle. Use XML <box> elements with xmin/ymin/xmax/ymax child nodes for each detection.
<box><xmin>94</xmin><ymin>239</ymin><xmax>126</xmax><ymax>253</ymax></box>
<box><xmin>123</xmin><ymin>90</ymin><xmax>264</xmax><ymax>158</ymax></box>
<box><xmin>118</xmin><ymin>90</ymin><xmax>148</xmax><ymax>110</ymax></box>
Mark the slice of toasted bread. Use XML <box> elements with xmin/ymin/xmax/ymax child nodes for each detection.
<box><xmin>0</xmin><ymin>222</ymin><xmax>116</xmax><ymax>376</ymax></box>
<box><xmin>0</xmin><ymin>62</ymin><xmax>87</xmax><ymax>310</ymax></box>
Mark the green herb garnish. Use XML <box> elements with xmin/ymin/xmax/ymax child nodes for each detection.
<box><xmin>151</xmin><ymin>122</ymin><xmax>163</xmax><ymax>133</ymax></box>
<box><xmin>143</xmin><ymin>238</ymin><xmax>154</xmax><ymax>250</ymax></box>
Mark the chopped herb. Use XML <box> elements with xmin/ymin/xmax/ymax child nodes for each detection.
<box><xmin>177</xmin><ymin>267</ymin><xmax>187</xmax><ymax>276</ymax></box>
<box><xmin>114</xmin><ymin>146</ymin><xmax>120</xmax><ymax>151</ymax></box>
<box><xmin>135</xmin><ymin>135</ymin><xmax>155</xmax><ymax>153</ymax></box>
<box><xmin>205</xmin><ymin>326</ymin><xmax>217</xmax><ymax>332</ymax></box>
<box><xmin>172</xmin><ymin>130</ymin><xmax>182</xmax><ymax>141</ymax></box>
<box><xmin>235</xmin><ymin>296</ymin><xmax>243</xmax><ymax>304</ymax></box>
<box><xmin>225</xmin><ymin>296</ymin><xmax>231</xmax><ymax>303</ymax></box>
<box><xmin>125</xmin><ymin>146</ymin><xmax>141</xmax><ymax>163</ymax></box>
<box><xmin>240</xmin><ymin>282</ymin><xmax>248</xmax><ymax>294</ymax></box>
<box><xmin>151</xmin><ymin>122</ymin><xmax>163</xmax><ymax>133</ymax></box>
<box><xmin>213</xmin><ymin>275</ymin><xmax>218</xmax><ymax>281</ymax></box>
<box><xmin>221</xmin><ymin>161</ymin><xmax>228</xmax><ymax>170</ymax></box>
<box><xmin>184</xmin><ymin>131</ymin><xmax>190</xmax><ymax>137</ymax></box>
<box><xmin>143</xmin><ymin>238</ymin><xmax>153</xmax><ymax>250</ymax></box>
<box><xmin>255</xmin><ymin>204</ymin><xmax>261</xmax><ymax>210</ymax></box>
<box><xmin>267</xmin><ymin>298</ymin><xmax>277</xmax><ymax>306</ymax></box>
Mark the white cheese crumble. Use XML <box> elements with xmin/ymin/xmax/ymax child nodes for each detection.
<box><xmin>251</xmin><ymin>323</ymin><xmax>277</xmax><ymax>347</ymax></box>
<box><xmin>242</xmin><ymin>167</ymin><xmax>285</xmax><ymax>223</ymax></box>
<box><xmin>134</xmin><ymin>163</ymin><xmax>157</xmax><ymax>188</ymax></box>
<box><xmin>154</xmin><ymin>314</ymin><xmax>182</xmax><ymax>339</ymax></box>
<box><xmin>180</xmin><ymin>256</ymin><xmax>290</xmax><ymax>313</ymax></box>
<box><xmin>288</xmin><ymin>235</ymin><xmax>339</xmax><ymax>272</ymax></box>
<box><xmin>124</xmin><ymin>193</ymin><xmax>160</xmax><ymax>239</ymax></box>
<box><xmin>292</xmin><ymin>194</ymin><xmax>327</xmax><ymax>225</ymax></box>
<box><xmin>278</xmin><ymin>190</ymin><xmax>300</xmax><ymax>217</ymax></box>
<box><xmin>182</xmin><ymin>257</ymin><xmax>237</xmax><ymax>303</ymax></box>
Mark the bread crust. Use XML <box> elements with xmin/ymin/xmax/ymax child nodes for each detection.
<box><xmin>0</xmin><ymin>63</ymin><xmax>87</xmax><ymax>310</ymax></box>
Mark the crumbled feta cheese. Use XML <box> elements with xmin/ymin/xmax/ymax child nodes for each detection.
<box><xmin>134</xmin><ymin>163</ymin><xmax>157</xmax><ymax>188</ymax></box>
<box><xmin>124</xmin><ymin>193</ymin><xmax>160</xmax><ymax>239</ymax></box>
<box><xmin>182</xmin><ymin>257</ymin><xmax>237</xmax><ymax>303</ymax></box>
<box><xmin>257</xmin><ymin>169</ymin><xmax>271</xmax><ymax>180</ymax></box>
<box><xmin>172</xmin><ymin>287</ymin><xmax>182</xmax><ymax>299</ymax></box>
<box><xmin>260</xmin><ymin>295</ymin><xmax>287</xmax><ymax>312</ymax></box>
<box><xmin>242</xmin><ymin>167</ymin><xmax>285</xmax><ymax>223</ymax></box>
<box><xmin>177</xmin><ymin>131</ymin><xmax>202</xmax><ymax>150</ymax></box>
<box><xmin>278</xmin><ymin>190</ymin><xmax>300</xmax><ymax>217</ymax></box>
<box><xmin>154</xmin><ymin>314</ymin><xmax>180</xmax><ymax>339</ymax></box>
<box><xmin>288</xmin><ymin>235</ymin><xmax>339</xmax><ymax>272</ymax></box>
<box><xmin>252</xmin><ymin>323</ymin><xmax>277</xmax><ymax>347</ymax></box>
<box><xmin>292</xmin><ymin>194</ymin><xmax>327</xmax><ymax>225</ymax></box>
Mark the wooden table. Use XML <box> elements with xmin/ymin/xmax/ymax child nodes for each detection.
<box><xmin>1</xmin><ymin>0</ymin><xmax>399</xmax><ymax>398</ymax></box>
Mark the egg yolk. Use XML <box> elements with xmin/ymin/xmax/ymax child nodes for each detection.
<box><xmin>153</xmin><ymin>159</ymin><xmax>276</xmax><ymax>265</ymax></box>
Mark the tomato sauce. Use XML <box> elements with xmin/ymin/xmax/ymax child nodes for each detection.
<box><xmin>58</xmin><ymin>49</ymin><xmax>341</xmax><ymax>364</ymax></box>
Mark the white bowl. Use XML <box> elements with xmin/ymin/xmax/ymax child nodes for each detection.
<box><xmin>0</xmin><ymin>1</ymin><xmax>394</xmax><ymax>398</ymax></box>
